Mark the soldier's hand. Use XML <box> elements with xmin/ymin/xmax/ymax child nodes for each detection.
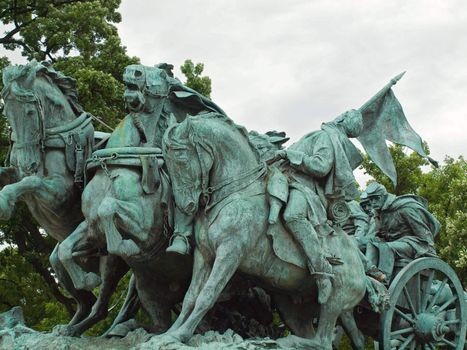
<box><xmin>275</xmin><ymin>150</ymin><xmax>287</xmax><ymax>159</ymax></box>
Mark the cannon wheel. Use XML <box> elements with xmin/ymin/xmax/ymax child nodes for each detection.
<box><xmin>380</xmin><ymin>257</ymin><xmax>466</xmax><ymax>350</ymax></box>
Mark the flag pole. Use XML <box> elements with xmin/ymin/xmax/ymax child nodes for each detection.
<box><xmin>359</xmin><ymin>71</ymin><xmax>406</xmax><ymax>112</ymax></box>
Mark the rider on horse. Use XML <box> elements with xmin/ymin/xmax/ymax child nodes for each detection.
<box><xmin>272</xmin><ymin>109</ymin><xmax>364</xmax><ymax>304</ymax></box>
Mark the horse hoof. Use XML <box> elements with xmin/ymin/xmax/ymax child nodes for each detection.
<box><xmin>52</xmin><ymin>324</ymin><xmax>79</xmax><ymax>337</ymax></box>
<box><xmin>82</xmin><ymin>272</ymin><xmax>102</xmax><ymax>291</ymax></box>
<box><xmin>119</xmin><ymin>239</ymin><xmax>141</xmax><ymax>257</ymax></box>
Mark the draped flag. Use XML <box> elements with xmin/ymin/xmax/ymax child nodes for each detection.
<box><xmin>357</xmin><ymin>72</ymin><xmax>438</xmax><ymax>185</ymax></box>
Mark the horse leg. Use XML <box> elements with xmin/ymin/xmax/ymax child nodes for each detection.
<box><xmin>97</xmin><ymin>197</ymin><xmax>142</xmax><ymax>258</ymax></box>
<box><xmin>315</xmin><ymin>301</ymin><xmax>342</xmax><ymax>350</ymax></box>
<box><xmin>339</xmin><ymin>310</ymin><xmax>366</xmax><ymax>350</ymax></box>
<box><xmin>0</xmin><ymin>175</ymin><xmax>70</xmax><ymax>220</ymax></box>
<box><xmin>49</xmin><ymin>244</ymin><xmax>96</xmax><ymax>327</ymax></box>
<box><xmin>136</xmin><ymin>281</ymin><xmax>172</xmax><ymax>334</ymax></box>
<box><xmin>274</xmin><ymin>293</ymin><xmax>316</xmax><ymax>338</ymax></box>
<box><xmin>168</xmin><ymin>244</ymin><xmax>241</xmax><ymax>342</ymax></box>
<box><xmin>68</xmin><ymin>255</ymin><xmax>130</xmax><ymax>336</ymax></box>
<box><xmin>58</xmin><ymin>221</ymin><xmax>102</xmax><ymax>291</ymax></box>
<box><xmin>167</xmin><ymin>248</ymin><xmax>212</xmax><ymax>333</ymax></box>
<box><xmin>103</xmin><ymin>274</ymin><xmax>140</xmax><ymax>337</ymax></box>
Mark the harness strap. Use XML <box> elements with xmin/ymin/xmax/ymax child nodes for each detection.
<box><xmin>205</xmin><ymin>163</ymin><xmax>267</xmax><ymax>211</ymax></box>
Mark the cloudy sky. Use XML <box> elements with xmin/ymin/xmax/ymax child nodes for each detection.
<box><xmin>2</xmin><ymin>1</ymin><xmax>466</xmax><ymax>183</ymax></box>
<box><xmin>116</xmin><ymin>0</ymin><xmax>466</xmax><ymax>165</ymax></box>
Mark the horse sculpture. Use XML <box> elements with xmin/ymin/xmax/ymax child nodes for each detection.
<box><xmin>55</xmin><ymin>64</ymin><xmax>262</xmax><ymax>336</ymax></box>
<box><xmin>0</xmin><ymin>60</ymin><xmax>128</xmax><ymax>330</ymax></box>
<box><xmin>161</xmin><ymin>113</ymin><xmax>368</xmax><ymax>349</ymax></box>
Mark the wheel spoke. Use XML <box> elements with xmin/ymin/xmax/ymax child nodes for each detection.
<box><xmin>391</xmin><ymin>326</ymin><xmax>414</xmax><ymax>337</ymax></box>
<box><xmin>399</xmin><ymin>334</ymin><xmax>415</xmax><ymax>350</ymax></box>
<box><xmin>434</xmin><ymin>295</ymin><xmax>457</xmax><ymax>314</ymax></box>
<box><xmin>395</xmin><ymin>307</ymin><xmax>415</xmax><ymax>324</ymax></box>
<box><xmin>415</xmin><ymin>272</ymin><xmax>421</xmax><ymax>313</ymax></box>
<box><xmin>440</xmin><ymin>337</ymin><xmax>457</xmax><ymax>348</ymax></box>
<box><xmin>421</xmin><ymin>270</ymin><xmax>435</xmax><ymax>312</ymax></box>
<box><xmin>444</xmin><ymin>319</ymin><xmax>460</xmax><ymax>325</ymax></box>
<box><xmin>403</xmin><ymin>285</ymin><xmax>418</xmax><ymax>317</ymax></box>
<box><xmin>427</xmin><ymin>277</ymin><xmax>447</xmax><ymax>311</ymax></box>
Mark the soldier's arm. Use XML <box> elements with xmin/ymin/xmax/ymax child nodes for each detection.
<box><xmin>286</xmin><ymin>133</ymin><xmax>333</xmax><ymax>178</ymax></box>
<box><xmin>400</xmin><ymin>207</ymin><xmax>435</xmax><ymax>245</ymax></box>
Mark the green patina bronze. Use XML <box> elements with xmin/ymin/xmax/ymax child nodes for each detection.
<box><xmin>0</xmin><ymin>61</ymin><xmax>127</xmax><ymax>334</ymax></box>
<box><xmin>0</xmin><ymin>63</ymin><xmax>465</xmax><ymax>350</ymax></box>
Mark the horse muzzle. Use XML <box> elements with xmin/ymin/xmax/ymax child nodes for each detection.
<box><xmin>124</xmin><ymin>90</ymin><xmax>145</xmax><ymax>113</ymax></box>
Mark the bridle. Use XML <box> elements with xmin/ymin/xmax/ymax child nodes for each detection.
<box><xmin>5</xmin><ymin>89</ymin><xmax>47</xmax><ymax>173</ymax></box>
<box><xmin>167</xmin><ymin>129</ymin><xmax>266</xmax><ymax>213</ymax></box>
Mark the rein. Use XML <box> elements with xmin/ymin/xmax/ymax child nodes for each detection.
<box><xmin>9</xmin><ymin>89</ymin><xmax>94</xmax><ymax>184</ymax></box>
<box><xmin>193</xmin><ymin>142</ymin><xmax>267</xmax><ymax>211</ymax></box>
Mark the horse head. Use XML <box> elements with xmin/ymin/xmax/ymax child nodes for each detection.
<box><xmin>1</xmin><ymin>60</ymin><xmax>81</xmax><ymax>177</ymax></box>
<box><xmin>163</xmin><ymin>114</ymin><xmax>263</xmax><ymax>218</ymax></box>
<box><xmin>123</xmin><ymin>64</ymin><xmax>173</xmax><ymax>114</ymax></box>
<box><xmin>249</xmin><ymin>130</ymin><xmax>289</xmax><ymax>161</ymax></box>
<box><xmin>163</xmin><ymin>116</ymin><xmax>213</xmax><ymax>216</ymax></box>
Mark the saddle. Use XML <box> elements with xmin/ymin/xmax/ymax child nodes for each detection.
<box><xmin>86</xmin><ymin>147</ymin><xmax>164</xmax><ymax>194</ymax></box>
<box><xmin>267</xmin><ymin>219</ymin><xmax>342</xmax><ymax>270</ymax></box>
<box><xmin>45</xmin><ymin>113</ymin><xmax>95</xmax><ymax>184</ymax></box>
<box><xmin>267</xmin><ymin>220</ymin><xmax>306</xmax><ymax>269</ymax></box>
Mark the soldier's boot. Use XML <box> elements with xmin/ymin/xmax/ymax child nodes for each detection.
<box><xmin>286</xmin><ymin>219</ymin><xmax>333</xmax><ymax>304</ymax></box>
<box><xmin>166</xmin><ymin>234</ymin><xmax>191</xmax><ymax>255</ymax></box>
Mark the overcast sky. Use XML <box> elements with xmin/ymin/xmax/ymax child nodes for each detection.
<box><xmin>116</xmin><ymin>0</ymin><xmax>466</xmax><ymax>165</ymax></box>
<box><xmin>2</xmin><ymin>1</ymin><xmax>466</xmax><ymax>183</ymax></box>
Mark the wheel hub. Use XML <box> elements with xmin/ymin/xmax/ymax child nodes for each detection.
<box><xmin>414</xmin><ymin>313</ymin><xmax>449</xmax><ymax>342</ymax></box>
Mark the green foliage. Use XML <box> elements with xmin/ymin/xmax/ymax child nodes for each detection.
<box><xmin>418</xmin><ymin>156</ymin><xmax>467</xmax><ymax>282</ymax></box>
<box><xmin>360</xmin><ymin>144</ymin><xmax>429</xmax><ymax>195</ymax></box>
<box><xmin>0</xmin><ymin>247</ymin><xmax>69</xmax><ymax>330</ymax></box>
<box><xmin>0</xmin><ymin>0</ymin><xmax>139</xmax><ymax>332</ymax></box>
<box><xmin>0</xmin><ymin>0</ymin><xmax>122</xmax><ymax>61</ymax></box>
<box><xmin>180</xmin><ymin>59</ymin><xmax>212</xmax><ymax>98</ymax></box>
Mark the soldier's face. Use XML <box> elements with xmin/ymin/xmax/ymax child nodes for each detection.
<box><xmin>368</xmin><ymin>195</ymin><xmax>384</xmax><ymax>211</ymax></box>
<box><xmin>360</xmin><ymin>201</ymin><xmax>372</xmax><ymax>214</ymax></box>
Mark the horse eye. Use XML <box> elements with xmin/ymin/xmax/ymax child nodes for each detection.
<box><xmin>26</xmin><ymin>110</ymin><xmax>35</xmax><ymax>116</ymax></box>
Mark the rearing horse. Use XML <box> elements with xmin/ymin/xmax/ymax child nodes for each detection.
<box><xmin>162</xmin><ymin>113</ymin><xmax>367</xmax><ymax>349</ymax></box>
<box><xmin>0</xmin><ymin>61</ymin><xmax>127</xmax><ymax>329</ymax></box>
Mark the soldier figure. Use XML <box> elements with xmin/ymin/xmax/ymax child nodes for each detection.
<box><xmin>274</xmin><ymin>109</ymin><xmax>364</xmax><ymax>304</ymax></box>
<box><xmin>363</xmin><ymin>182</ymin><xmax>440</xmax><ymax>277</ymax></box>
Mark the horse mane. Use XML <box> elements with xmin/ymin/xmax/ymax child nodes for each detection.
<box><xmin>2</xmin><ymin>60</ymin><xmax>84</xmax><ymax>115</ymax></box>
<box><xmin>166</xmin><ymin>112</ymin><xmax>261</xmax><ymax>163</ymax></box>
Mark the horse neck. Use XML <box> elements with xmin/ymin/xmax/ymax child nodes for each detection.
<box><xmin>36</xmin><ymin>85</ymin><xmax>77</xmax><ymax>130</ymax></box>
<box><xmin>44</xmin><ymin>104</ymin><xmax>77</xmax><ymax>130</ymax></box>
<box><xmin>206</xmin><ymin>124</ymin><xmax>261</xmax><ymax>186</ymax></box>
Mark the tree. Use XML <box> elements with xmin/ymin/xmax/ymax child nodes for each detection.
<box><xmin>0</xmin><ymin>0</ymin><xmax>122</xmax><ymax>62</ymax></box>
<box><xmin>0</xmin><ymin>0</ymin><xmax>138</xmax><ymax>329</ymax></box>
<box><xmin>180</xmin><ymin>59</ymin><xmax>212</xmax><ymax>98</ymax></box>
<box><xmin>359</xmin><ymin>144</ymin><xmax>429</xmax><ymax>195</ymax></box>
<box><xmin>418</xmin><ymin>157</ymin><xmax>467</xmax><ymax>282</ymax></box>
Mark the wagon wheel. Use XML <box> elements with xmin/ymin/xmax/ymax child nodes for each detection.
<box><xmin>380</xmin><ymin>257</ymin><xmax>466</xmax><ymax>350</ymax></box>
